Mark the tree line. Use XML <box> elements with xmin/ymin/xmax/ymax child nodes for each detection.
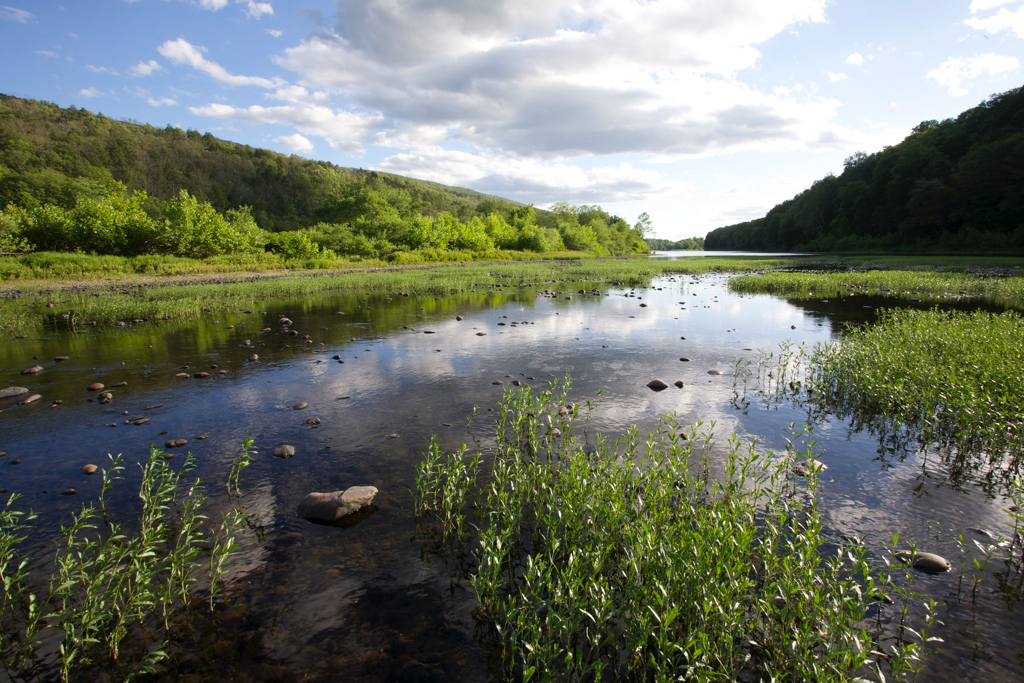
<box><xmin>0</xmin><ymin>94</ymin><xmax>649</xmax><ymax>260</ymax></box>
<box><xmin>704</xmin><ymin>86</ymin><xmax>1024</xmax><ymax>252</ymax></box>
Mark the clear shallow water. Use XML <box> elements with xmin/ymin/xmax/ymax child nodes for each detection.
<box><xmin>1</xmin><ymin>274</ymin><xmax>1021</xmax><ymax>681</ymax></box>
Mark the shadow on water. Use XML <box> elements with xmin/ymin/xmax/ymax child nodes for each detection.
<box><xmin>1</xmin><ymin>273</ymin><xmax>1022</xmax><ymax>680</ymax></box>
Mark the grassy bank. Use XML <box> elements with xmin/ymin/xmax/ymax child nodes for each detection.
<box><xmin>0</xmin><ymin>254</ymin><xmax>794</xmax><ymax>335</ymax></box>
<box><xmin>728</xmin><ymin>267</ymin><xmax>1024</xmax><ymax>308</ymax></box>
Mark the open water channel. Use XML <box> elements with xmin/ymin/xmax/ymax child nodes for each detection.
<box><xmin>1</xmin><ymin>265</ymin><xmax>1022</xmax><ymax>681</ymax></box>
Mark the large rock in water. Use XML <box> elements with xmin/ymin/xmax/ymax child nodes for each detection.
<box><xmin>0</xmin><ymin>387</ymin><xmax>29</xmax><ymax>400</ymax></box>
<box><xmin>894</xmin><ymin>550</ymin><xmax>951</xmax><ymax>574</ymax></box>
<box><xmin>647</xmin><ymin>379</ymin><xmax>670</xmax><ymax>391</ymax></box>
<box><xmin>297</xmin><ymin>486</ymin><xmax>378</xmax><ymax>522</ymax></box>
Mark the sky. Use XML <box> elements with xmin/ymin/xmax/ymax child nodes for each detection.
<box><xmin>1</xmin><ymin>1</ymin><xmax>1022</xmax><ymax>241</ymax></box>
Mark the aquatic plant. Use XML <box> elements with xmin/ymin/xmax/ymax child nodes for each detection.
<box><xmin>810</xmin><ymin>308</ymin><xmax>1024</xmax><ymax>492</ymax></box>
<box><xmin>416</xmin><ymin>380</ymin><xmax>931</xmax><ymax>681</ymax></box>
<box><xmin>0</xmin><ymin>441</ymin><xmax>252</xmax><ymax>682</ymax></box>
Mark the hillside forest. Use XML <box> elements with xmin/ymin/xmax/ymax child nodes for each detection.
<box><xmin>0</xmin><ymin>95</ymin><xmax>656</xmax><ymax>263</ymax></box>
<box><xmin>704</xmin><ymin>86</ymin><xmax>1024</xmax><ymax>252</ymax></box>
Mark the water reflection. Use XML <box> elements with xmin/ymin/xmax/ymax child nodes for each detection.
<box><xmin>1</xmin><ymin>274</ymin><xmax>1020</xmax><ymax>681</ymax></box>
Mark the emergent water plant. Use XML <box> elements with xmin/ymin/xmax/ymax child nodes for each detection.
<box><xmin>0</xmin><ymin>439</ymin><xmax>254</xmax><ymax>682</ymax></box>
<box><xmin>416</xmin><ymin>379</ymin><xmax>934</xmax><ymax>682</ymax></box>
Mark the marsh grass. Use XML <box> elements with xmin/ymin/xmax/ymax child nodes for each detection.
<box><xmin>728</xmin><ymin>270</ymin><xmax>1024</xmax><ymax>308</ymax></box>
<box><xmin>810</xmin><ymin>308</ymin><xmax>1024</xmax><ymax>492</ymax></box>
<box><xmin>0</xmin><ymin>255</ymin><xmax>795</xmax><ymax>335</ymax></box>
<box><xmin>0</xmin><ymin>440</ymin><xmax>253</xmax><ymax>682</ymax></box>
<box><xmin>415</xmin><ymin>380</ymin><xmax>935</xmax><ymax>681</ymax></box>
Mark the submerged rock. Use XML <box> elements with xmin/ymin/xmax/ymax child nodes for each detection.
<box><xmin>81</xmin><ymin>464</ymin><xmax>98</xmax><ymax>475</ymax></box>
<box><xmin>21</xmin><ymin>394</ymin><xmax>42</xmax><ymax>405</ymax></box>
<box><xmin>86</xmin><ymin>383</ymin><xmax>105</xmax><ymax>391</ymax></box>
<box><xmin>0</xmin><ymin>387</ymin><xmax>29</xmax><ymax>400</ymax></box>
<box><xmin>272</xmin><ymin>444</ymin><xmax>296</xmax><ymax>458</ymax></box>
<box><xmin>296</xmin><ymin>486</ymin><xmax>378</xmax><ymax>522</ymax></box>
<box><xmin>647</xmin><ymin>379</ymin><xmax>670</xmax><ymax>391</ymax></box>
<box><xmin>21</xmin><ymin>365</ymin><xmax>44</xmax><ymax>375</ymax></box>
<box><xmin>793</xmin><ymin>459</ymin><xmax>828</xmax><ymax>477</ymax></box>
<box><xmin>293</xmin><ymin>402</ymin><xmax>308</xmax><ymax>410</ymax></box>
<box><xmin>894</xmin><ymin>550</ymin><xmax>951</xmax><ymax>574</ymax></box>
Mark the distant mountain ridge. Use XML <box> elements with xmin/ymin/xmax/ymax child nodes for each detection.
<box><xmin>704</xmin><ymin>86</ymin><xmax>1024</xmax><ymax>252</ymax></box>
<box><xmin>0</xmin><ymin>93</ymin><xmax>526</xmax><ymax>232</ymax></box>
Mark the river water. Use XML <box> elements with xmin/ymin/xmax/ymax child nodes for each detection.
<box><xmin>1</xmin><ymin>272</ymin><xmax>1021</xmax><ymax>681</ymax></box>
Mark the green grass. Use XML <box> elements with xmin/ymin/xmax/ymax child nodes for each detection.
<box><xmin>415</xmin><ymin>380</ymin><xmax>936</xmax><ymax>682</ymax></box>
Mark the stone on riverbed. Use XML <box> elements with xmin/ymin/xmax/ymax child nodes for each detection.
<box><xmin>21</xmin><ymin>365</ymin><xmax>44</xmax><ymax>375</ymax></box>
<box><xmin>273</xmin><ymin>444</ymin><xmax>296</xmax><ymax>458</ymax></box>
<box><xmin>1</xmin><ymin>387</ymin><xmax>29</xmax><ymax>400</ymax></box>
<box><xmin>647</xmin><ymin>379</ymin><xmax>670</xmax><ymax>391</ymax></box>
<box><xmin>793</xmin><ymin>459</ymin><xmax>828</xmax><ymax>477</ymax></box>
<box><xmin>296</xmin><ymin>486</ymin><xmax>378</xmax><ymax>522</ymax></box>
<box><xmin>894</xmin><ymin>550</ymin><xmax>951</xmax><ymax>574</ymax></box>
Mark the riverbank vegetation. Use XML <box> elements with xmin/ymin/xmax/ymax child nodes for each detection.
<box><xmin>0</xmin><ymin>256</ymin><xmax>798</xmax><ymax>335</ymax></box>
<box><xmin>415</xmin><ymin>381</ymin><xmax>938</xmax><ymax>681</ymax></box>
<box><xmin>705</xmin><ymin>86</ymin><xmax>1024</xmax><ymax>253</ymax></box>
<box><xmin>0</xmin><ymin>95</ymin><xmax>652</xmax><ymax>261</ymax></box>
<box><xmin>728</xmin><ymin>269</ymin><xmax>1024</xmax><ymax>309</ymax></box>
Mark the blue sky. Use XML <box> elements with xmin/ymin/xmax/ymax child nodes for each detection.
<box><xmin>1</xmin><ymin>1</ymin><xmax>1022</xmax><ymax>240</ymax></box>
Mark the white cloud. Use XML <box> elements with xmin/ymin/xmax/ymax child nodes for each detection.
<box><xmin>79</xmin><ymin>87</ymin><xmax>104</xmax><ymax>97</ymax></box>
<box><xmin>375</xmin><ymin>147</ymin><xmax>688</xmax><ymax>204</ymax></box>
<box><xmin>147</xmin><ymin>96</ymin><xmax>176</xmax><ymax>107</ymax></box>
<box><xmin>158</xmin><ymin>38</ymin><xmax>281</xmax><ymax>88</ymax></box>
<box><xmin>35</xmin><ymin>49</ymin><xmax>57</xmax><ymax>58</ymax></box>
<box><xmin>244</xmin><ymin>1</ymin><xmax>273</xmax><ymax>19</ymax></box>
<box><xmin>266</xmin><ymin>29</ymin><xmax>282</xmax><ymax>38</ymax></box>
<box><xmin>966</xmin><ymin>1</ymin><xmax>1024</xmax><ymax>37</ymax></box>
<box><xmin>129</xmin><ymin>59</ymin><xmax>163</xmax><ymax>77</ymax></box>
<box><xmin>827</xmin><ymin>71</ymin><xmax>847</xmax><ymax>82</ymax></box>
<box><xmin>275</xmin><ymin>133</ymin><xmax>313</xmax><ymax>153</ymax></box>
<box><xmin>845</xmin><ymin>52</ymin><xmax>864</xmax><ymax>65</ymax></box>
<box><xmin>0</xmin><ymin>5</ymin><xmax>33</xmax><ymax>23</ymax></box>
<box><xmin>969</xmin><ymin>0</ymin><xmax>1016</xmax><ymax>12</ymax></box>
<box><xmin>927</xmin><ymin>52</ymin><xmax>1020</xmax><ymax>95</ymax></box>
<box><xmin>86</xmin><ymin>64</ymin><xmax>118</xmax><ymax>75</ymax></box>
<box><xmin>189</xmin><ymin>102</ymin><xmax>379</xmax><ymax>151</ymax></box>
<box><xmin>195</xmin><ymin>0</ymin><xmax>273</xmax><ymax>18</ymax></box>
<box><xmin>275</xmin><ymin>1</ymin><xmax>839</xmax><ymax>160</ymax></box>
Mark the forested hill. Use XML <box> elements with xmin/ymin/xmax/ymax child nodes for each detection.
<box><xmin>704</xmin><ymin>86</ymin><xmax>1024</xmax><ymax>252</ymax></box>
<box><xmin>0</xmin><ymin>94</ymin><xmax>520</xmax><ymax>232</ymax></box>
